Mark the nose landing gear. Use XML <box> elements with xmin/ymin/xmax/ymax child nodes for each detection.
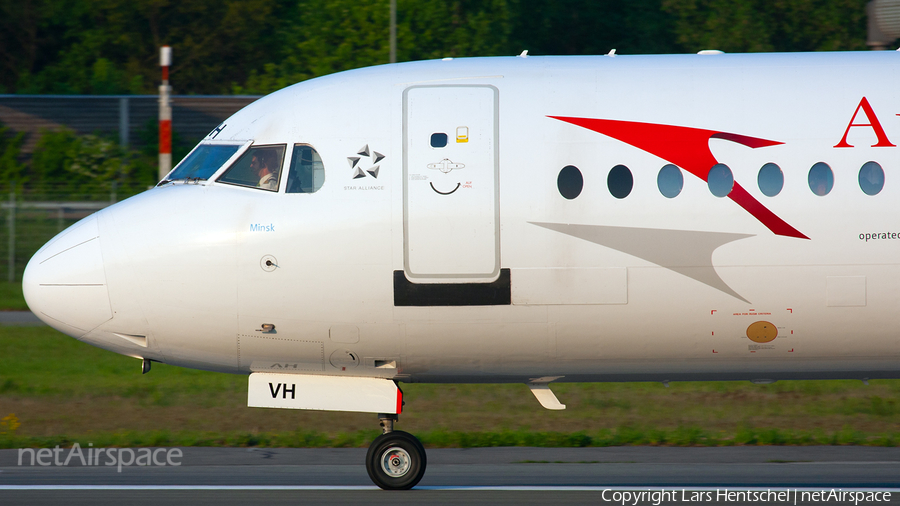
<box><xmin>365</xmin><ymin>413</ymin><xmax>426</xmax><ymax>490</ymax></box>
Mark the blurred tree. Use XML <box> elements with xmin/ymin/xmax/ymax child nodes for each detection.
<box><xmin>662</xmin><ymin>0</ymin><xmax>869</xmax><ymax>53</ymax></box>
<box><xmin>5</xmin><ymin>0</ymin><xmax>293</xmax><ymax>94</ymax></box>
<box><xmin>399</xmin><ymin>0</ymin><xmax>512</xmax><ymax>59</ymax></box>
<box><xmin>507</xmin><ymin>0</ymin><xmax>680</xmax><ymax>55</ymax></box>
<box><xmin>0</xmin><ymin>0</ymin><xmax>876</xmax><ymax>95</ymax></box>
<box><xmin>30</xmin><ymin>129</ymin><xmax>79</xmax><ymax>186</ymax></box>
<box><xmin>0</xmin><ymin>0</ymin><xmax>51</xmax><ymax>93</ymax></box>
<box><xmin>27</xmin><ymin>127</ymin><xmax>157</xmax><ymax>200</ymax></box>
<box><xmin>235</xmin><ymin>0</ymin><xmax>513</xmax><ymax>94</ymax></box>
<box><xmin>65</xmin><ymin>135</ymin><xmax>129</xmax><ymax>189</ymax></box>
<box><xmin>0</xmin><ymin>125</ymin><xmax>26</xmax><ymax>187</ymax></box>
<box><xmin>160</xmin><ymin>0</ymin><xmax>291</xmax><ymax>94</ymax></box>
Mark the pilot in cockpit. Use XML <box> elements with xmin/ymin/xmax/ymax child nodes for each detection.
<box><xmin>251</xmin><ymin>150</ymin><xmax>278</xmax><ymax>190</ymax></box>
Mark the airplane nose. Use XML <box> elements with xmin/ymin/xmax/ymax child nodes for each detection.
<box><xmin>23</xmin><ymin>214</ymin><xmax>112</xmax><ymax>338</ymax></box>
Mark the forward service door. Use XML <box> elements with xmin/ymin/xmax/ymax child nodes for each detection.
<box><xmin>403</xmin><ymin>85</ymin><xmax>500</xmax><ymax>282</ymax></box>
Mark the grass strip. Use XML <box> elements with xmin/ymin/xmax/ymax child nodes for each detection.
<box><xmin>4</xmin><ymin>323</ymin><xmax>900</xmax><ymax>447</ymax></box>
<box><xmin>0</xmin><ymin>282</ymin><xmax>27</xmax><ymax>311</ymax></box>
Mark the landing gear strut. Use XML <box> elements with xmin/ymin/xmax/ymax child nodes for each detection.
<box><xmin>365</xmin><ymin>413</ymin><xmax>426</xmax><ymax>490</ymax></box>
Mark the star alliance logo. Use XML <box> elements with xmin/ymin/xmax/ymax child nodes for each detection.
<box><xmin>347</xmin><ymin>144</ymin><xmax>385</xmax><ymax>179</ymax></box>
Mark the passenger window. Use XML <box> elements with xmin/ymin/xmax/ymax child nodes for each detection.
<box><xmin>858</xmin><ymin>161</ymin><xmax>884</xmax><ymax>196</ymax></box>
<box><xmin>431</xmin><ymin>133</ymin><xmax>448</xmax><ymax>148</ymax></box>
<box><xmin>557</xmin><ymin>165</ymin><xmax>583</xmax><ymax>200</ymax></box>
<box><xmin>657</xmin><ymin>164</ymin><xmax>683</xmax><ymax>198</ymax></box>
<box><xmin>707</xmin><ymin>163</ymin><xmax>733</xmax><ymax>197</ymax></box>
<box><xmin>757</xmin><ymin>163</ymin><xmax>784</xmax><ymax>197</ymax></box>
<box><xmin>608</xmin><ymin>164</ymin><xmax>633</xmax><ymax>199</ymax></box>
<box><xmin>808</xmin><ymin>162</ymin><xmax>833</xmax><ymax>196</ymax></box>
<box><xmin>217</xmin><ymin>145</ymin><xmax>285</xmax><ymax>191</ymax></box>
<box><xmin>286</xmin><ymin>145</ymin><xmax>325</xmax><ymax>193</ymax></box>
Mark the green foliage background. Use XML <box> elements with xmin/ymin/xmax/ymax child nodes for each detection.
<box><xmin>0</xmin><ymin>124</ymin><xmax>158</xmax><ymax>201</ymax></box>
<box><xmin>0</xmin><ymin>0</ymin><xmax>881</xmax><ymax>96</ymax></box>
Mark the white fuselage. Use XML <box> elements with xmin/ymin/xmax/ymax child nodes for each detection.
<box><xmin>23</xmin><ymin>51</ymin><xmax>900</xmax><ymax>384</ymax></box>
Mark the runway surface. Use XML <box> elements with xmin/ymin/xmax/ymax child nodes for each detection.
<box><xmin>0</xmin><ymin>311</ymin><xmax>43</xmax><ymax>326</ymax></box>
<box><xmin>2</xmin><ymin>446</ymin><xmax>899</xmax><ymax>505</ymax></box>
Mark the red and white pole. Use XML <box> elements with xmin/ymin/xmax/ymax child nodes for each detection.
<box><xmin>158</xmin><ymin>46</ymin><xmax>172</xmax><ymax>181</ymax></box>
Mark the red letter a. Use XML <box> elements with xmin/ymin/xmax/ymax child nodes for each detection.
<box><xmin>834</xmin><ymin>97</ymin><xmax>896</xmax><ymax>148</ymax></box>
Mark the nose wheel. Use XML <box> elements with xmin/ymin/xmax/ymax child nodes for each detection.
<box><xmin>365</xmin><ymin>415</ymin><xmax>426</xmax><ymax>490</ymax></box>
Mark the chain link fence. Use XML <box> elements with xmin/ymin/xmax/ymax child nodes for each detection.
<box><xmin>0</xmin><ymin>95</ymin><xmax>262</xmax><ymax>284</ymax></box>
<box><xmin>0</xmin><ymin>186</ymin><xmax>123</xmax><ymax>283</ymax></box>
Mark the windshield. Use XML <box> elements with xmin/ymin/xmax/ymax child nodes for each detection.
<box><xmin>217</xmin><ymin>145</ymin><xmax>286</xmax><ymax>191</ymax></box>
<box><xmin>164</xmin><ymin>144</ymin><xmax>241</xmax><ymax>182</ymax></box>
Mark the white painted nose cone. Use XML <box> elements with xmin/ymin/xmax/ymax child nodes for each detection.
<box><xmin>23</xmin><ymin>215</ymin><xmax>112</xmax><ymax>337</ymax></box>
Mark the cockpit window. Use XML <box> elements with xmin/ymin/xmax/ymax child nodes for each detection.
<box><xmin>165</xmin><ymin>144</ymin><xmax>240</xmax><ymax>182</ymax></box>
<box><xmin>286</xmin><ymin>145</ymin><xmax>325</xmax><ymax>193</ymax></box>
<box><xmin>217</xmin><ymin>145</ymin><xmax>286</xmax><ymax>191</ymax></box>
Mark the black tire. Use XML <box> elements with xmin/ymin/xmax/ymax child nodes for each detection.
<box><xmin>365</xmin><ymin>430</ymin><xmax>427</xmax><ymax>490</ymax></box>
